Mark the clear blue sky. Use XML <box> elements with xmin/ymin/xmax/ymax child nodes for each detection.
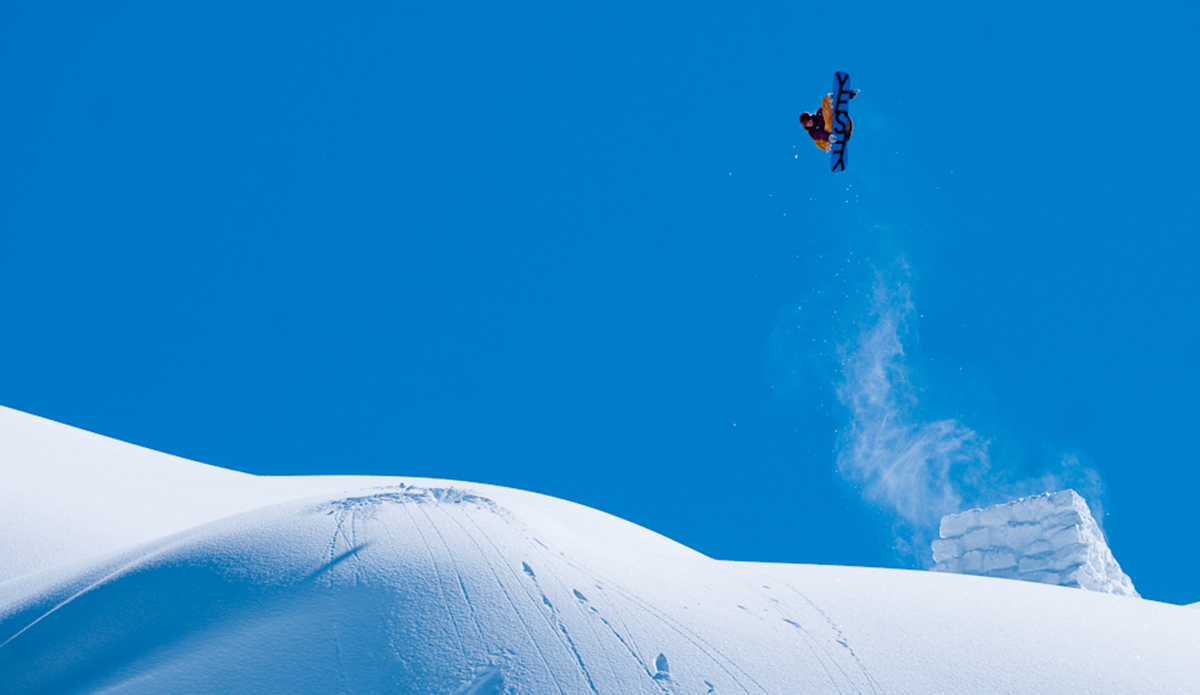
<box><xmin>3</xmin><ymin>1</ymin><xmax>1197</xmax><ymax>604</ymax></box>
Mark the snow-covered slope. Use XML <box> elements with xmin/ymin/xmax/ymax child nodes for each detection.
<box><xmin>0</xmin><ymin>407</ymin><xmax>697</xmax><ymax>583</ymax></box>
<box><xmin>2</xmin><ymin>406</ymin><xmax>1198</xmax><ymax>694</ymax></box>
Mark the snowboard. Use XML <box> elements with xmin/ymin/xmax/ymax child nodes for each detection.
<box><xmin>829</xmin><ymin>72</ymin><xmax>852</xmax><ymax>173</ymax></box>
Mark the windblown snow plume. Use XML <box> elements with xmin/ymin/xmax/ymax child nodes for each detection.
<box><xmin>835</xmin><ymin>268</ymin><xmax>991</xmax><ymax>556</ymax></box>
<box><xmin>832</xmin><ymin>266</ymin><xmax>1111</xmax><ymax>562</ymax></box>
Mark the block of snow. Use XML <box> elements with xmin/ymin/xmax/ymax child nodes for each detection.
<box><xmin>931</xmin><ymin>490</ymin><xmax>1139</xmax><ymax>597</ymax></box>
<box><xmin>930</xmin><ymin>538</ymin><xmax>958</xmax><ymax>563</ymax></box>
<box><xmin>983</xmin><ymin>549</ymin><xmax>1018</xmax><ymax>573</ymax></box>
<box><xmin>939</xmin><ymin>509</ymin><xmax>977</xmax><ymax>538</ymax></box>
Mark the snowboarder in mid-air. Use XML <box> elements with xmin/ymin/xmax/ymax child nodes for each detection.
<box><xmin>801</xmin><ymin>72</ymin><xmax>857</xmax><ymax>173</ymax></box>
<box><xmin>799</xmin><ymin>88</ymin><xmax>859</xmax><ymax>152</ymax></box>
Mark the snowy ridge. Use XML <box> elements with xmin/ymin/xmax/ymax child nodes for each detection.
<box><xmin>1</xmin><ymin>482</ymin><xmax>885</xmax><ymax>694</ymax></box>
<box><xmin>2</xmin><ymin>407</ymin><xmax>1198</xmax><ymax>694</ymax></box>
<box><xmin>0</xmin><ymin>406</ymin><xmax>699</xmax><ymax>583</ymax></box>
<box><xmin>932</xmin><ymin>490</ymin><xmax>1138</xmax><ymax>597</ymax></box>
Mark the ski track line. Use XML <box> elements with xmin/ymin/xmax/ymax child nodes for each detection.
<box><xmin>538</xmin><ymin>537</ymin><xmax>662</xmax><ymax>690</ymax></box>
<box><xmin>350</xmin><ymin>510</ymin><xmax>363</xmax><ymax>587</ymax></box>
<box><xmin>587</xmin><ymin>606</ymin><xmax>672</xmax><ymax>695</ymax></box>
<box><xmin>425</xmin><ymin>503</ymin><xmax>488</xmax><ymax>647</ymax></box>
<box><xmin>404</xmin><ymin>504</ymin><xmax>471</xmax><ymax>665</ymax></box>
<box><xmin>778</xmin><ymin>615</ymin><xmax>850</xmax><ymax>695</ymax></box>
<box><xmin>549</xmin><ymin>566</ymin><xmax>665</xmax><ymax>694</ymax></box>
<box><xmin>739</xmin><ymin>571</ymin><xmax>856</xmax><ymax>694</ymax></box>
<box><xmin>594</xmin><ymin>579</ymin><xmax>768</xmax><ymax>695</ymax></box>
<box><xmin>520</xmin><ymin>533</ymin><xmax>661</xmax><ymax>694</ymax></box>
<box><xmin>441</xmin><ymin>504</ymin><xmax>570</xmax><ymax>695</ymax></box>
<box><xmin>533</xmin><ymin>542</ymin><xmax>766</xmax><ymax>695</ymax></box>
<box><xmin>786</xmin><ymin>583</ymin><xmax>885</xmax><ymax>695</ymax></box>
<box><xmin>545</xmin><ymin>550</ymin><xmax>755</xmax><ymax>694</ymax></box>
<box><xmin>525</xmin><ymin>540</ymin><xmax>662</xmax><ymax>681</ymax></box>
<box><xmin>591</xmin><ymin>579</ymin><xmax>656</xmax><ymax>687</ymax></box>
<box><xmin>756</xmin><ymin>572</ymin><xmax>885</xmax><ymax>695</ymax></box>
<box><xmin>461</xmin><ymin>508</ymin><xmax>597</xmax><ymax>695</ymax></box>
<box><xmin>557</xmin><ymin>572</ymin><xmax>647</xmax><ymax>680</ymax></box>
<box><xmin>324</xmin><ymin>504</ymin><xmax>355</xmax><ymax>588</ymax></box>
<box><xmin>546</xmin><ymin>565</ymin><xmax>628</xmax><ymax>691</ymax></box>
<box><xmin>526</xmin><ymin>571</ymin><xmax>603</xmax><ymax>695</ymax></box>
<box><xmin>545</xmin><ymin>564</ymin><xmax>664</xmax><ymax>690</ymax></box>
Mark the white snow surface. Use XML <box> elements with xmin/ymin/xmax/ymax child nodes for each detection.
<box><xmin>2</xmin><ymin>406</ymin><xmax>1198</xmax><ymax>694</ymax></box>
<box><xmin>932</xmin><ymin>490</ymin><xmax>1139</xmax><ymax>597</ymax></box>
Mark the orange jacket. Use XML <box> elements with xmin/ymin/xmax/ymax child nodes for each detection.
<box><xmin>817</xmin><ymin>95</ymin><xmax>833</xmax><ymax>151</ymax></box>
<box><xmin>806</xmin><ymin>94</ymin><xmax>852</xmax><ymax>152</ymax></box>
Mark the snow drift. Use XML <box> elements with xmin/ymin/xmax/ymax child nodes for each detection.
<box><xmin>1</xmin><ymin>406</ymin><xmax>1198</xmax><ymax>694</ymax></box>
<box><xmin>932</xmin><ymin>490</ymin><xmax>1138</xmax><ymax>597</ymax></box>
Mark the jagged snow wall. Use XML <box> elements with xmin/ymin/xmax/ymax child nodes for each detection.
<box><xmin>932</xmin><ymin>490</ymin><xmax>1138</xmax><ymax>597</ymax></box>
